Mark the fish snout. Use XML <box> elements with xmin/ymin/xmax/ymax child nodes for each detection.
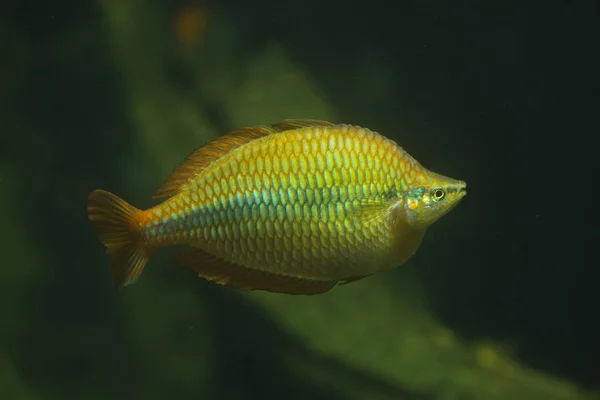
<box><xmin>456</xmin><ymin>181</ymin><xmax>467</xmax><ymax>198</ymax></box>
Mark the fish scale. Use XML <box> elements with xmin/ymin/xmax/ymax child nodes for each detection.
<box><xmin>88</xmin><ymin>119</ymin><xmax>466</xmax><ymax>293</ymax></box>
<box><xmin>143</xmin><ymin>125</ymin><xmax>398</xmax><ymax>279</ymax></box>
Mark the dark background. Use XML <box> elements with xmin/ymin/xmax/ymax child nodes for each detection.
<box><xmin>1</xmin><ymin>0</ymin><xmax>597</xmax><ymax>399</ymax></box>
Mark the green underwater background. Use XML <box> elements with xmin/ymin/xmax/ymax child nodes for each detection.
<box><xmin>0</xmin><ymin>0</ymin><xmax>597</xmax><ymax>399</ymax></box>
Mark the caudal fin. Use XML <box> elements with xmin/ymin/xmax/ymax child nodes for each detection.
<box><xmin>87</xmin><ymin>189</ymin><xmax>151</xmax><ymax>287</ymax></box>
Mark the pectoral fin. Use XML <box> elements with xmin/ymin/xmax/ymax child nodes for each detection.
<box><xmin>347</xmin><ymin>196</ymin><xmax>400</xmax><ymax>225</ymax></box>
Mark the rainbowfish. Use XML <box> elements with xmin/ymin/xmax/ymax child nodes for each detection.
<box><xmin>88</xmin><ymin>119</ymin><xmax>466</xmax><ymax>294</ymax></box>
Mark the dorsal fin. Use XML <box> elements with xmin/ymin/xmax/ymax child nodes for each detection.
<box><xmin>152</xmin><ymin>125</ymin><xmax>275</xmax><ymax>199</ymax></box>
<box><xmin>271</xmin><ymin>118</ymin><xmax>335</xmax><ymax>131</ymax></box>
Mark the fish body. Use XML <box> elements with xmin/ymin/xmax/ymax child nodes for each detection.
<box><xmin>88</xmin><ymin>119</ymin><xmax>466</xmax><ymax>294</ymax></box>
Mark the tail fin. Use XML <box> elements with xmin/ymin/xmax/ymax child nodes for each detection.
<box><xmin>87</xmin><ymin>189</ymin><xmax>151</xmax><ymax>287</ymax></box>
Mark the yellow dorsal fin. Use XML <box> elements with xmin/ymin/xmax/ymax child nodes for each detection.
<box><xmin>174</xmin><ymin>246</ymin><xmax>338</xmax><ymax>295</ymax></box>
<box><xmin>152</xmin><ymin>125</ymin><xmax>275</xmax><ymax>199</ymax></box>
<box><xmin>271</xmin><ymin>118</ymin><xmax>335</xmax><ymax>131</ymax></box>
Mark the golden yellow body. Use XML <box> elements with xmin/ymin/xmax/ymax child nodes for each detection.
<box><xmin>88</xmin><ymin>119</ymin><xmax>466</xmax><ymax>294</ymax></box>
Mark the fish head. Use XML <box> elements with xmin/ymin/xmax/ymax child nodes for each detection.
<box><xmin>402</xmin><ymin>172</ymin><xmax>466</xmax><ymax>228</ymax></box>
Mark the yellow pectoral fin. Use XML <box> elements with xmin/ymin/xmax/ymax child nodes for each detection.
<box><xmin>173</xmin><ymin>246</ymin><xmax>338</xmax><ymax>295</ymax></box>
<box><xmin>348</xmin><ymin>196</ymin><xmax>399</xmax><ymax>225</ymax></box>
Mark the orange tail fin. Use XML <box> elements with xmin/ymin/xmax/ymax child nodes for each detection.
<box><xmin>87</xmin><ymin>189</ymin><xmax>151</xmax><ymax>287</ymax></box>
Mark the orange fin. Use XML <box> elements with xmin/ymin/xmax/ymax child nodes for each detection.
<box><xmin>87</xmin><ymin>189</ymin><xmax>152</xmax><ymax>287</ymax></box>
<box><xmin>271</xmin><ymin>118</ymin><xmax>335</xmax><ymax>131</ymax></box>
<box><xmin>153</xmin><ymin>125</ymin><xmax>276</xmax><ymax>199</ymax></box>
<box><xmin>153</xmin><ymin>120</ymin><xmax>335</xmax><ymax>199</ymax></box>
<box><xmin>173</xmin><ymin>246</ymin><xmax>338</xmax><ymax>295</ymax></box>
<box><xmin>339</xmin><ymin>275</ymin><xmax>371</xmax><ymax>285</ymax></box>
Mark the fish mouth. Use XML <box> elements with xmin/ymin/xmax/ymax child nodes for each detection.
<box><xmin>457</xmin><ymin>181</ymin><xmax>467</xmax><ymax>198</ymax></box>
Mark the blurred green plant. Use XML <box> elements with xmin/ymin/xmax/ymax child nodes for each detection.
<box><xmin>96</xmin><ymin>1</ymin><xmax>598</xmax><ymax>398</ymax></box>
<box><xmin>0</xmin><ymin>0</ymin><xmax>597</xmax><ymax>399</ymax></box>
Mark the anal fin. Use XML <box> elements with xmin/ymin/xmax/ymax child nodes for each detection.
<box><xmin>339</xmin><ymin>275</ymin><xmax>371</xmax><ymax>285</ymax></box>
<box><xmin>174</xmin><ymin>246</ymin><xmax>338</xmax><ymax>295</ymax></box>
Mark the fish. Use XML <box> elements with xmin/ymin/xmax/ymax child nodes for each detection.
<box><xmin>87</xmin><ymin>119</ymin><xmax>466</xmax><ymax>294</ymax></box>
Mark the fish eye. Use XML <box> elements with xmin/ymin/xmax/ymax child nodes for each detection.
<box><xmin>432</xmin><ymin>188</ymin><xmax>445</xmax><ymax>201</ymax></box>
